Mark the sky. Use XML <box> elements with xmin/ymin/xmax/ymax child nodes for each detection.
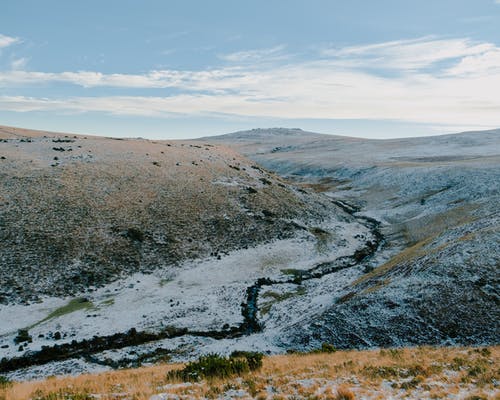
<box><xmin>1</xmin><ymin>0</ymin><xmax>500</xmax><ymax>139</ymax></box>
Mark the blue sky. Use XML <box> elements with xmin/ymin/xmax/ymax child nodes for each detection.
<box><xmin>1</xmin><ymin>0</ymin><xmax>500</xmax><ymax>139</ymax></box>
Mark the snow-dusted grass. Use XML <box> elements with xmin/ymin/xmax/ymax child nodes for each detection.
<box><xmin>0</xmin><ymin>216</ymin><xmax>372</xmax><ymax>377</ymax></box>
<box><xmin>1</xmin><ymin>346</ymin><xmax>497</xmax><ymax>400</ymax></box>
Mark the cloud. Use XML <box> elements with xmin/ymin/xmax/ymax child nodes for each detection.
<box><xmin>1</xmin><ymin>65</ymin><xmax>499</xmax><ymax>127</ymax></box>
<box><xmin>446</xmin><ymin>49</ymin><xmax>500</xmax><ymax>76</ymax></box>
<box><xmin>11</xmin><ymin>57</ymin><xmax>28</xmax><ymax>70</ymax></box>
<box><xmin>0</xmin><ymin>34</ymin><xmax>19</xmax><ymax>49</ymax></box>
<box><xmin>0</xmin><ymin>37</ymin><xmax>499</xmax><ymax>129</ymax></box>
<box><xmin>219</xmin><ymin>45</ymin><xmax>288</xmax><ymax>63</ymax></box>
<box><xmin>322</xmin><ymin>37</ymin><xmax>494</xmax><ymax>71</ymax></box>
<box><xmin>0</xmin><ymin>68</ymin><xmax>246</xmax><ymax>90</ymax></box>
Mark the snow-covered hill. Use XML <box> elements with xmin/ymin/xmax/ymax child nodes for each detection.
<box><xmin>0</xmin><ymin>125</ymin><xmax>375</xmax><ymax>379</ymax></box>
<box><xmin>0</xmin><ymin>126</ymin><xmax>498</xmax><ymax>380</ymax></box>
<box><xmin>207</xmin><ymin>128</ymin><xmax>500</xmax><ymax>348</ymax></box>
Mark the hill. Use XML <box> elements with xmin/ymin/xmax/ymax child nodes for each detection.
<box><xmin>0</xmin><ymin>125</ymin><xmax>339</xmax><ymax>304</ymax></box>
<box><xmin>0</xmin><ymin>125</ymin><xmax>375</xmax><ymax>379</ymax></box>
<box><xmin>205</xmin><ymin>128</ymin><xmax>500</xmax><ymax>348</ymax></box>
<box><xmin>0</xmin><ymin>125</ymin><xmax>498</xmax><ymax>380</ymax></box>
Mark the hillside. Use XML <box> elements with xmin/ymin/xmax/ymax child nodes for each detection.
<box><xmin>1</xmin><ymin>345</ymin><xmax>498</xmax><ymax>399</ymax></box>
<box><xmin>1</xmin><ymin>125</ymin><xmax>498</xmax><ymax>380</ymax></box>
<box><xmin>0</xmin><ymin>125</ymin><xmax>337</xmax><ymax>304</ymax></box>
<box><xmin>206</xmin><ymin>128</ymin><xmax>500</xmax><ymax>348</ymax></box>
<box><xmin>0</xmin><ymin>126</ymin><xmax>377</xmax><ymax>379</ymax></box>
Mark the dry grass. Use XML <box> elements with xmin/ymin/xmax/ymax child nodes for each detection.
<box><xmin>2</xmin><ymin>124</ymin><xmax>331</xmax><ymax>304</ymax></box>
<box><xmin>1</xmin><ymin>346</ymin><xmax>498</xmax><ymax>399</ymax></box>
<box><xmin>352</xmin><ymin>235</ymin><xmax>435</xmax><ymax>286</ymax></box>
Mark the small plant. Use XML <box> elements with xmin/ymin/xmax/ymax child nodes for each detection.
<box><xmin>31</xmin><ymin>389</ymin><xmax>93</xmax><ymax>400</ymax></box>
<box><xmin>388</xmin><ymin>348</ymin><xmax>402</xmax><ymax>359</ymax></box>
<box><xmin>399</xmin><ymin>375</ymin><xmax>425</xmax><ymax>389</ymax></box>
<box><xmin>332</xmin><ymin>385</ymin><xmax>355</xmax><ymax>400</ymax></box>
<box><xmin>125</xmin><ymin>227</ymin><xmax>144</xmax><ymax>242</ymax></box>
<box><xmin>243</xmin><ymin>378</ymin><xmax>259</xmax><ymax>397</ymax></box>
<box><xmin>362</xmin><ymin>365</ymin><xmax>401</xmax><ymax>379</ymax></box>
<box><xmin>230</xmin><ymin>351</ymin><xmax>263</xmax><ymax>370</ymax></box>
<box><xmin>309</xmin><ymin>342</ymin><xmax>337</xmax><ymax>354</ymax></box>
<box><xmin>320</xmin><ymin>342</ymin><xmax>337</xmax><ymax>353</ymax></box>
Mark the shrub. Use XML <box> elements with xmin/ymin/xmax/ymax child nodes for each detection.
<box><xmin>125</xmin><ymin>227</ymin><xmax>144</xmax><ymax>242</ymax></box>
<box><xmin>320</xmin><ymin>343</ymin><xmax>337</xmax><ymax>353</ymax></box>
<box><xmin>14</xmin><ymin>329</ymin><xmax>32</xmax><ymax>345</ymax></box>
<box><xmin>0</xmin><ymin>376</ymin><xmax>12</xmax><ymax>389</ymax></box>
<box><xmin>168</xmin><ymin>352</ymin><xmax>263</xmax><ymax>381</ymax></box>
<box><xmin>31</xmin><ymin>389</ymin><xmax>93</xmax><ymax>400</ymax></box>
<box><xmin>332</xmin><ymin>385</ymin><xmax>355</xmax><ymax>400</ymax></box>
<box><xmin>310</xmin><ymin>342</ymin><xmax>337</xmax><ymax>354</ymax></box>
<box><xmin>230</xmin><ymin>351</ymin><xmax>263</xmax><ymax>370</ymax></box>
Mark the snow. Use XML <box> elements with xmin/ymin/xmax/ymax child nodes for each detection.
<box><xmin>0</xmin><ymin>214</ymin><xmax>374</xmax><ymax>378</ymax></box>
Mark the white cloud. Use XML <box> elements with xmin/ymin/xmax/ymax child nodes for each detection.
<box><xmin>10</xmin><ymin>57</ymin><xmax>28</xmax><ymax>70</ymax></box>
<box><xmin>0</xmin><ymin>68</ymin><xmax>246</xmax><ymax>90</ymax></box>
<box><xmin>0</xmin><ymin>37</ymin><xmax>499</xmax><ymax>129</ymax></box>
<box><xmin>322</xmin><ymin>37</ymin><xmax>494</xmax><ymax>70</ymax></box>
<box><xmin>0</xmin><ymin>34</ymin><xmax>19</xmax><ymax>49</ymax></box>
<box><xmin>1</xmin><ymin>66</ymin><xmax>499</xmax><ymax>128</ymax></box>
<box><xmin>446</xmin><ymin>49</ymin><xmax>500</xmax><ymax>76</ymax></box>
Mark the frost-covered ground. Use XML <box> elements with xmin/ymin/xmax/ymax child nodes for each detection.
<box><xmin>1</xmin><ymin>213</ymin><xmax>378</xmax><ymax>380</ymax></box>
<box><xmin>1</xmin><ymin>126</ymin><xmax>498</xmax><ymax>380</ymax></box>
<box><xmin>208</xmin><ymin>128</ymin><xmax>500</xmax><ymax>349</ymax></box>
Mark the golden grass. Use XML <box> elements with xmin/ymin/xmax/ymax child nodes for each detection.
<box><xmin>1</xmin><ymin>346</ymin><xmax>498</xmax><ymax>400</ymax></box>
<box><xmin>352</xmin><ymin>203</ymin><xmax>487</xmax><ymax>292</ymax></box>
<box><xmin>352</xmin><ymin>235</ymin><xmax>435</xmax><ymax>286</ymax></box>
<box><xmin>399</xmin><ymin>204</ymin><xmax>478</xmax><ymax>246</ymax></box>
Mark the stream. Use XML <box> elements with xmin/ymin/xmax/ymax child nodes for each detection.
<box><xmin>0</xmin><ymin>199</ymin><xmax>384</xmax><ymax>374</ymax></box>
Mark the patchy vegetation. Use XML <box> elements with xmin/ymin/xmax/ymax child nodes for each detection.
<box><xmin>0</xmin><ymin>126</ymin><xmax>338</xmax><ymax>305</ymax></box>
<box><xmin>211</xmin><ymin>128</ymin><xmax>500</xmax><ymax>350</ymax></box>
<box><xmin>0</xmin><ymin>346</ymin><xmax>497</xmax><ymax>400</ymax></box>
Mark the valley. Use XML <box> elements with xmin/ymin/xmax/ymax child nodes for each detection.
<box><xmin>0</xmin><ymin>126</ymin><xmax>498</xmax><ymax>381</ymax></box>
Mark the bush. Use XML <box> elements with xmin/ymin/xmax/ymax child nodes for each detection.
<box><xmin>0</xmin><ymin>375</ymin><xmax>12</xmax><ymax>389</ymax></box>
<box><xmin>310</xmin><ymin>342</ymin><xmax>337</xmax><ymax>354</ymax></box>
<box><xmin>332</xmin><ymin>385</ymin><xmax>355</xmax><ymax>400</ymax></box>
<box><xmin>320</xmin><ymin>343</ymin><xmax>337</xmax><ymax>353</ymax></box>
<box><xmin>31</xmin><ymin>389</ymin><xmax>93</xmax><ymax>400</ymax></box>
<box><xmin>14</xmin><ymin>329</ymin><xmax>32</xmax><ymax>345</ymax></box>
<box><xmin>230</xmin><ymin>351</ymin><xmax>263</xmax><ymax>370</ymax></box>
<box><xmin>168</xmin><ymin>352</ymin><xmax>263</xmax><ymax>381</ymax></box>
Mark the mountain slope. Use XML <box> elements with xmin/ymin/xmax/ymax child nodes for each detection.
<box><xmin>205</xmin><ymin>128</ymin><xmax>500</xmax><ymax>348</ymax></box>
<box><xmin>0</xmin><ymin>125</ymin><xmax>335</xmax><ymax>305</ymax></box>
<box><xmin>1</xmin><ymin>125</ymin><xmax>381</xmax><ymax>379</ymax></box>
<box><xmin>1</xmin><ymin>125</ymin><xmax>498</xmax><ymax>379</ymax></box>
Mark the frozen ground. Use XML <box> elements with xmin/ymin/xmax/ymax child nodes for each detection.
<box><xmin>1</xmin><ymin>126</ymin><xmax>498</xmax><ymax>380</ymax></box>
<box><xmin>208</xmin><ymin>128</ymin><xmax>500</xmax><ymax>349</ymax></box>
<box><xmin>1</xmin><ymin>207</ymin><xmax>378</xmax><ymax>379</ymax></box>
